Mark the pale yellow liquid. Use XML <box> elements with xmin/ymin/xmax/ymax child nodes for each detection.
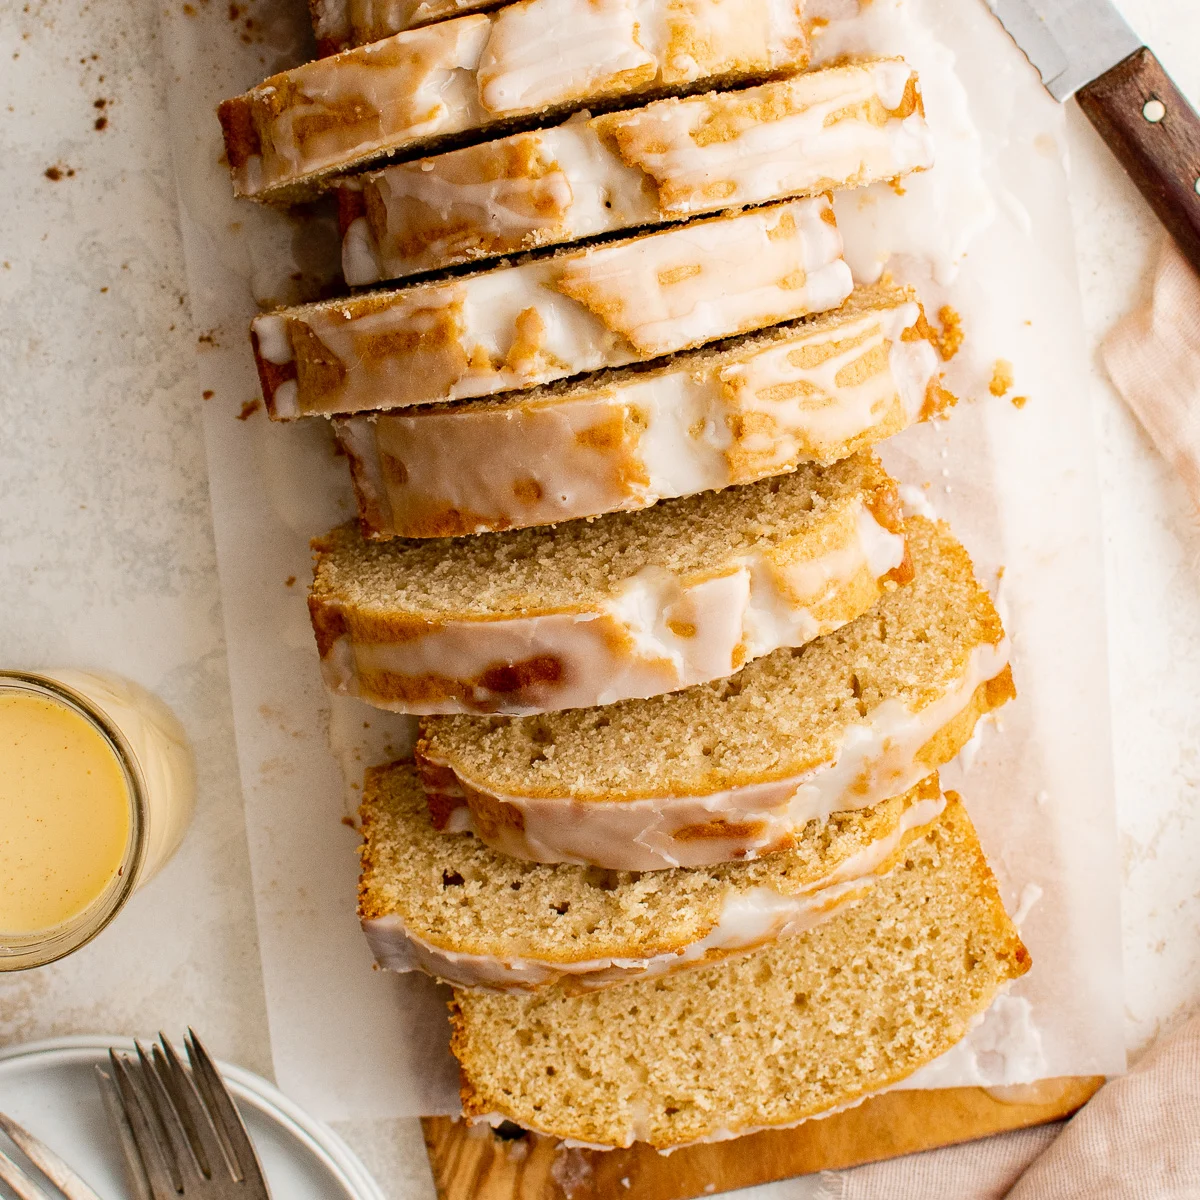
<box><xmin>0</xmin><ymin>692</ymin><xmax>131</xmax><ymax>935</ymax></box>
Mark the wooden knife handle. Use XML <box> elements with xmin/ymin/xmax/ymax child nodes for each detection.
<box><xmin>1077</xmin><ymin>47</ymin><xmax>1200</xmax><ymax>276</ymax></box>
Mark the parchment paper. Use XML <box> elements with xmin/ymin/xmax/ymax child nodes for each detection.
<box><xmin>156</xmin><ymin>0</ymin><xmax>1126</xmax><ymax>1119</ymax></box>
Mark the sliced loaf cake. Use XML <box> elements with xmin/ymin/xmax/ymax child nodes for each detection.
<box><xmin>337</xmin><ymin>284</ymin><xmax>953</xmax><ymax>538</ymax></box>
<box><xmin>340</xmin><ymin>59</ymin><xmax>932</xmax><ymax>284</ymax></box>
<box><xmin>310</xmin><ymin>453</ymin><xmax>910</xmax><ymax>714</ymax></box>
<box><xmin>220</xmin><ymin>0</ymin><xmax>808</xmax><ymax>203</ymax></box>
<box><xmin>417</xmin><ymin>516</ymin><xmax>1015</xmax><ymax>868</ymax></box>
<box><xmin>449</xmin><ymin>796</ymin><xmax>1030</xmax><ymax>1148</ymax></box>
<box><xmin>254</xmin><ymin>197</ymin><xmax>851</xmax><ymax>418</ymax></box>
<box><xmin>359</xmin><ymin>762</ymin><xmax>946</xmax><ymax>991</ymax></box>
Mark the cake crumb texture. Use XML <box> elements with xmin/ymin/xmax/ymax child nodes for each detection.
<box><xmin>450</xmin><ymin>799</ymin><xmax>1029</xmax><ymax>1148</ymax></box>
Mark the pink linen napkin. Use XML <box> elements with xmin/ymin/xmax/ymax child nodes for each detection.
<box><xmin>1102</xmin><ymin>237</ymin><xmax>1200</xmax><ymax>510</ymax></box>
<box><xmin>812</xmin><ymin>203</ymin><xmax>1200</xmax><ymax>1200</ymax></box>
<box><xmin>814</xmin><ymin>1011</ymin><xmax>1200</xmax><ymax>1199</ymax></box>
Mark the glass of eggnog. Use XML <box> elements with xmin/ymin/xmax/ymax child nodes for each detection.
<box><xmin>0</xmin><ymin>670</ymin><xmax>196</xmax><ymax>970</ymax></box>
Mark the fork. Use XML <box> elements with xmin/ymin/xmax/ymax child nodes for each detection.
<box><xmin>0</xmin><ymin>1112</ymin><xmax>104</xmax><ymax>1200</ymax></box>
<box><xmin>95</xmin><ymin>1030</ymin><xmax>270</xmax><ymax>1200</ymax></box>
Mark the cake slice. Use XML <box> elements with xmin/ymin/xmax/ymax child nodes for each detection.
<box><xmin>253</xmin><ymin>197</ymin><xmax>851</xmax><ymax>419</ymax></box>
<box><xmin>449</xmin><ymin>797</ymin><xmax>1031</xmax><ymax>1148</ymax></box>
<box><xmin>359</xmin><ymin>762</ymin><xmax>946</xmax><ymax>992</ymax></box>
<box><xmin>310</xmin><ymin>453</ymin><xmax>910</xmax><ymax>715</ymax></box>
<box><xmin>219</xmin><ymin>0</ymin><xmax>809</xmax><ymax>204</ymax></box>
<box><xmin>417</xmin><ymin>516</ymin><xmax>1016</xmax><ymax>869</ymax></box>
<box><xmin>337</xmin><ymin>284</ymin><xmax>952</xmax><ymax>538</ymax></box>
<box><xmin>340</xmin><ymin>60</ymin><xmax>932</xmax><ymax>284</ymax></box>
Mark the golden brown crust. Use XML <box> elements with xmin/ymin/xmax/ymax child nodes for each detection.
<box><xmin>986</xmin><ymin>664</ymin><xmax>1019</xmax><ymax>709</ymax></box>
<box><xmin>307</xmin><ymin>595</ymin><xmax>348</xmax><ymax>660</ymax></box>
<box><xmin>337</xmin><ymin>184</ymin><xmax>368</xmax><ymax>235</ymax></box>
<box><xmin>866</xmin><ymin>477</ymin><xmax>905</xmax><ymax>536</ymax></box>
<box><xmin>355</xmin><ymin>772</ymin><xmax>384</xmax><ymax>921</ymax></box>
<box><xmin>941</xmin><ymin>791</ymin><xmax>1032</xmax><ymax>978</ymax></box>
<box><xmin>358</xmin><ymin>670</ymin><xmax>477</xmax><ymax>709</ymax></box>
<box><xmin>216</xmin><ymin>97</ymin><xmax>259</xmax><ymax>171</ymax></box>
<box><xmin>249</xmin><ymin>325</ymin><xmax>297</xmax><ymax>417</ymax></box>
<box><xmin>672</xmin><ymin>817</ymin><xmax>767</xmax><ymax>844</ymax></box>
<box><xmin>416</xmin><ymin>753</ymin><xmax>466</xmax><ymax>830</ymax></box>
<box><xmin>356</xmin><ymin>654</ymin><xmax>567</xmax><ymax>711</ymax></box>
<box><xmin>465</xmin><ymin>787</ymin><xmax>528</xmax><ymax>838</ymax></box>
<box><xmin>341</xmin><ymin>440</ymin><xmax>394</xmax><ymax>540</ymax></box>
<box><xmin>310</xmin><ymin>586</ymin><xmax>441</xmax><ymax>646</ymax></box>
<box><xmin>386</xmin><ymin>506</ymin><xmax>515</xmax><ymax>540</ymax></box>
<box><xmin>914</xmin><ymin>665</ymin><xmax>1014</xmax><ymax>771</ymax></box>
<box><xmin>448</xmin><ymin>995</ymin><xmax>489</xmax><ymax>1119</ymax></box>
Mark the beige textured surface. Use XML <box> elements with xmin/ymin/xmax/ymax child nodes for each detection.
<box><xmin>0</xmin><ymin>0</ymin><xmax>272</xmax><ymax>1077</ymax></box>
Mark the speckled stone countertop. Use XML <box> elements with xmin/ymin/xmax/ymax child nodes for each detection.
<box><xmin>0</xmin><ymin>0</ymin><xmax>1197</xmax><ymax>1195</ymax></box>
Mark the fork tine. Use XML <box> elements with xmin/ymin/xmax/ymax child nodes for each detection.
<box><xmin>127</xmin><ymin>1044</ymin><xmax>184</xmax><ymax>1195</ymax></box>
<box><xmin>153</xmin><ymin>1035</ymin><xmax>233</xmax><ymax>1180</ymax></box>
<box><xmin>134</xmin><ymin>1040</ymin><xmax>207</xmax><ymax>1191</ymax></box>
<box><xmin>96</xmin><ymin>1068</ymin><xmax>155</xmax><ymax>1200</ymax></box>
<box><xmin>0</xmin><ymin>1146</ymin><xmax>50</xmax><ymax>1200</ymax></box>
<box><xmin>0</xmin><ymin>1113</ymin><xmax>105</xmax><ymax>1200</ymax></box>
<box><xmin>185</xmin><ymin>1030</ymin><xmax>267</xmax><ymax>1189</ymax></box>
<box><xmin>181</xmin><ymin>1037</ymin><xmax>238</xmax><ymax>1183</ymax></box>
<box><xmin>109</xmin><ymin>1050</ymin><xmax>179</xmax><ymax>1200</ymax></box>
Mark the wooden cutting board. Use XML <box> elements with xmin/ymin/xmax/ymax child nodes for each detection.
<box><xmin>421</xmin><ymin>1076</ymin><xmax>1103</xmax><ymax>1199</ymax></box>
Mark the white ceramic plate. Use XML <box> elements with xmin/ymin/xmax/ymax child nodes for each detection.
<box><xmin>0</xmin><ymin>1036</ymin><xmax>386</xmax><ymax>1200</ymax></box>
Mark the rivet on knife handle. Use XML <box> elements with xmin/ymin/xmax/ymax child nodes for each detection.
<box><xmin>1076</xmin><ymin>47</ymin><xmax>1200</xmax><ymax>276</ymax></box>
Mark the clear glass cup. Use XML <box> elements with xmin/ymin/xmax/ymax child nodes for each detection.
<box><xmin>0</xmin><ymin>670</ymin><xmax>196</xmax><ymax>971</ymax></box>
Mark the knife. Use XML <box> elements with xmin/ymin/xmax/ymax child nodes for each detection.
<box><xmin>992</xmin><ymin>0</ymin><xmax>1200</xmax><ymax>274</ymax></box>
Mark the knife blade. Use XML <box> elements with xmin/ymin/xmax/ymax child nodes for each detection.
<box><xmin>991</xmin><ymin>0</ymin><xmax>1138</xmax><ymax>100</ymax></box>
<box><xmin>989</xmin><ymin>0</ymin><xmax>1200</xmax><ymax>275</ymax></box>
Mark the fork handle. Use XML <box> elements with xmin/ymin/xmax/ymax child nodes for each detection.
<box><xmin>1076</xmin><ymin>47</ymin><xmax>1200</xmax><ymax>276</ymax></box>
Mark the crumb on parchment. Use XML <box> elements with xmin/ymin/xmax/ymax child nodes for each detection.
<box><xmin>989</xmin><ymin>359</ymin><xmax>1014</xmax><ymax>398</ymax></box>
<box><xmin>935</xmin><ymin>306</ymin><xmax>964</xmax><ymax>360</ymax></box>
<box><xmin>915</xmin><ymin>305</ymin><xmax>964</xmax><ymax>362</ymax></box>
